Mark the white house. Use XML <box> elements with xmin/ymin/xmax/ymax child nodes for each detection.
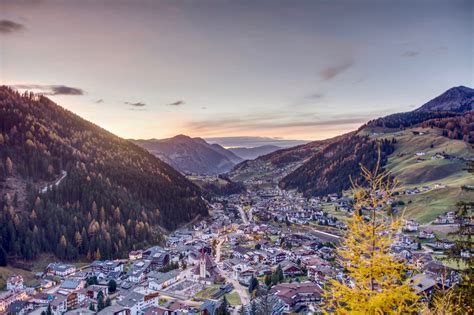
<box><xmin>6</xmin><ymin>275</ymin><xmax>24</xmax><ymax>291</ymax></box>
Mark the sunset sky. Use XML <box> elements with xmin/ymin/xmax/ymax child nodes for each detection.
<box><xmin>1</xmin><ymin>0</ymin><xmax>472</xmax><ymax>146</ymax></box>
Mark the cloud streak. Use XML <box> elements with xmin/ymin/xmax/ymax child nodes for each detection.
<box><xmin>184</xmin><ymin>110</ymin><xmax>382</xmax><ymax>136</ymax></box>
<box><xmin>125</xmin><ymin>101</ymin><xmax>146</xmax><ymax>107</ymax></box>
<box><xmin>0</xmin><ymin>20</ymin><xmax>24</xmax><ymax>34</ymax></box>
<box><xmin>12</xmin><ymin>84</ymin><xmax>85</xmax><ymax>95</ymax></box>
<box><xmin>320</xmin><ymin>60</ymin><xmax>354</xmax><ymax>80</ymax></box>
<box><xmin>401</xmin><ymin>50</ymin><xmax>420</xmax><ymax>57</ymax></box>
<box><xmin>168</xmin><ymin>100</ymin><xmax>185</xmax><ymax>106</ymax></box>
<box><xmin>205</xmin><ymin>136</ymin><xmax>308</xmax><ymax>148</ymax></box>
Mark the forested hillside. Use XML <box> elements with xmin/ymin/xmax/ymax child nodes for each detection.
<box><xmin>280</xmin><ymin>135</ymin><xmax>395</xmax><ymax>196</ymax></box>
<box><xmin>421</xmin><ymin>110</ymin><xmax>474</xmax><ymax>143</ymax></box>
<box><xmin>0</xmin><ymin>87</ymin><xmax>208</xmax><ymax>262</ymax></box>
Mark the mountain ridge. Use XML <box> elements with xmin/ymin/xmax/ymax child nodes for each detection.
<box><xmin>132</xmin><ymin>135</ymin><xmax>243</xmax><ymax>175</ymax></box>
<box><xmin>0</xmin><ymin>87</ymin><xmax>208</xmax><ymax>261</ymax></box>
<box><xmin>415</xmin><ymin>85</ymin><xmax>474</xmax><ymax>112</ymax></box>
<box><xmin>229</xmin><ymin>86</ymin><xmax>474</xmax><ymax>197</ymax></box>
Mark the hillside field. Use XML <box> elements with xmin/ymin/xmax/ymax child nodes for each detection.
<box><xmin>370</xmin><ymin>127</ymin><xmax>473</xmax><ymax>223</ymax></box>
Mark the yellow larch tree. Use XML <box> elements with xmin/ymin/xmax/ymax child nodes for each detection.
<box><xmin>324</xmin><ymin>157</ymin><xmax>419</xmax><ymax>314</ymax></box>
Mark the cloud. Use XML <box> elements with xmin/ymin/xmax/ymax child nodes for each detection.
<box><xmin>306</xmin><ymin>93</ymin><xmax>324</xmax><ymax>100</ymax></box>
<box><xmin>49</xmin><ymin>85</ymin><xmax>84</xmax><ymax>95</ymax></box>
<box><xmin>12</xmin><ymin>84</ymin><xmax>84</xmax><ymax>95</ymax></box>
<box><xmin>205</xmin><ymin>136</ymin><xmax>308</xmax><ymax>148</ymax></box>
<box><xmin>401</xmin><ymin>50</ymin><xmax>420</xmax><ymax>57</ymax></box>
<box><xmin>320</xmin><ymin>60</ymin><xmax>354</xmax><ymax>81</ymax></box>
<box><xmin>291</xmin><ymin>92</ymin><xmax>325</xmax><ymax>107</ymax></box>
<box><xmin>125</xmin><ymin>101</ymin><xmax>146</xmax><ymax>107</ymax></box>
<box><xmin>0</xmin><ymin>20</ymin><xmax>24</xmax><ymax>34</ymax></box>
<box><xmin>185</xmin><ymin>110</ymin><xmax>382</xmax><ymax>136</ymax></box>
<box><xmin>168</xmin><ymin>100</ymin><xmax>185</xmax><ymax>106</ymax></box>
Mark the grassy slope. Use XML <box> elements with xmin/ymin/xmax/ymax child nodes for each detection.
<box><xmin>368</xmin><ymin>127</ymin><xmax>473</xmax><ymax>223</ymax></box>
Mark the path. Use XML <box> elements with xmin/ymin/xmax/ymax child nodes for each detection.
<box><xmin>215</xmin><ymin>238</ymin><xmax>225</xmax><ymax>262</ymax></box>
<box><xmin>237</xmin><ymin>206</ymin><xmax>249</xmax><ymax>225</ymax></box>
<box><xmin>39</xmin><ymin>170</ymin><xmax>67</xmax><ymax>194</ymax></box>
<box><xmin>218</xmin><ymin>267</ymin><xmax>250</xmax><ymax>306</ymax></box>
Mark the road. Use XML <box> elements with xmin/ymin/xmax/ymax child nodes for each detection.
<box><xmin>39</xmin><ymin>170</ymin><xmax>67</xmax><ymax>194</ymax></box>
<box><xmin>215</xmin><ymin>238</ymin><xmax>225</xmax><ymax>262</ymax></box>
<box><xmin>214</xmin><ymin>236</ymin><xmax>250</xmax><ymax>309</ymax></box>
<box><xmin>237</xmin><ymin>206</ymin><xmax>249</xmax><ymax>225</ymax></box>
<box><xmin>218</xmin><ymin>266</ymin><xmax>250</xmax><ymax>306</ymax></box>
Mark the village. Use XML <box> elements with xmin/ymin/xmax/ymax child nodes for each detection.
<box><xmin>0</xmin><ymin>181</ymin><xmax>463</xmax><ymax>315</ymax></box>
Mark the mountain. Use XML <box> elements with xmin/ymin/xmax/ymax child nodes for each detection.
<box><xmin>415</xmin><ymin>86</ymin><xmax>473</xmax><ymax>112</ymax></box>
<box><xmin>0</xmin><ymin>87</ymin><xmax>208</xmax><ymax>261</ymax></box>
<box><xmin>228</xmin><ymin>145</ymin><xmax>282</xmax><ymax>160</ymax></box>
<box><xmin>365</xmin><ymin>86</ymin><xmax>473</xmax><ymax>130</ymax></box>
<box><xmin>132</xmin><ymin>135</ymin><xmax>243</xmax><ymax>175</ymax></box>
<box><xmin>230</xmin><ymin>86</ymin><xmax>474</xmax><ymax>199</ymax></box>
<box><xmin>280</xmin><ymin>135</ymin><xmax>395</xmax><ymax>196</ymax></box>
<box><xmin>229</xmin><ymin>135</ymin><xmax>345</xmax><ymax>183</ymax></box>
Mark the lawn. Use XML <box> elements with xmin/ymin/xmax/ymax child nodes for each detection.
<box><xmin>434</xmin><ymin>256</ymin><xmax>469</xmax><ymax>271</ymax></box>
<box><xmin>225</xmin><ymin>292</ymin><xmax>242</xmax><ymax>305</ymax></box>
<box><xmin>397</xmin><ymin>187</ymin><xmax>473</xmax><ymax>223</ymax></box>
<box><xmin>194</xmin><ymin>285</ymin><xmax>221</xmax><ymax>300</ymax></box>
<box><xmin>0</xmin><ymin>266</ymin><xmax>39</xmax><ymax>287</ymax></box>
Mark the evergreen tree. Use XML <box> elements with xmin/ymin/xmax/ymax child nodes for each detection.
<box><xmin>0</xmin><ymin>246</ymin><xmax>7</xmax><ymax>266</ymax></box>
<box><xmin>248</xmin><ymin>276</ymin><xmax>259</xmax><ymax>294</ymax></box>
<box><xmin>108</xmin><ymin>279</ymin><xmax>117</xmax><ymax>293</ymax></box>
<box><xmin>440</xmin><ymin>161</ymin><xmax>474</xmax><ymax>314</ymax></box>
<box><xmin>324</xmin><ymin>159</ymin><xmax>419</xmax><ymax>313</ymax></box>
<box><xmin>276</xmin><ymin>265</ymin><xmax>284</xmax><ymax>283</ymax></box>
<box><xmin>263</xmin><ymin>274</ymin><xmax>272</xmax><ymax>287</ymax></box>
<box><xmin>97</xmin><ymin>291</ymin><xmax>105</xmax><ymax>311</ymax></box>
<box><xmin>41</xmin><ymin>305</ymin><xmax>52</xmax><ymax>315</ymax></box>
<box><xmin>5</xmin><ymin>157</ymin><xmax>13</xmax><ymax>175</ymax></box>
<box><xmin>86</xmin><ymin>276</ymin><xmax>98</xmax><ymax>287</ymax></box>
<box><xmin>217</xmin><ymin>295</ymin><xmax>230</xmax><ymax>315</ymax></box>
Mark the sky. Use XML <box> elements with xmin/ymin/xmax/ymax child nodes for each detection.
<box><xmin>1</xmin><ymin>0</ymin><xmax>473</xmax><ymax>147</ymax></box>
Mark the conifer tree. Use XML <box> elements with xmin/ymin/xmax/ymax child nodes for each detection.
<box><xmin>5</xmin><ymin>157</ymin><xmax>13</xmax><ymax>175</ymax></box>
<box><xmin>0</xmin><ymin>246</ymin><xmax>7</xmax><ymax>266</ymax></box>
<box><xmin>324</xmin><ymin>157</ymin><xmax>419</xmax><ymax>313</ymax></box>
<box><xmin>218</xmin><ymin>295</ymin><xmax>230</xmax><ymax>315</ymax></box>
<box><xmin>97</xmin><ymin>291</ymin><xmax>105</xmax><ymax>311</ymax></box>
<box><xmin>440</xmin><ymin>160</ymin><xmax>474</xmax><ymax>314</ymax></box>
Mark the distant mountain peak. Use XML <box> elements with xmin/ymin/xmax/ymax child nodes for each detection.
<box><xmin>173</xmin><ymin>134</ymin><xmax>191</xmax><ymax>139</ymax></box>
<box><xmin>228</xmin><ymin>145</ymin><xmax>282</xmax><ymax>160</ymax></box>
<box><xmin>132</xmin><ymin>135</ymin><xmax>242</xmax><ymax>175</ymax></box>
<box><xmin>415</xmin><ymin>85</ymin><xmax>474</xmax><ymax>113</ymax></box>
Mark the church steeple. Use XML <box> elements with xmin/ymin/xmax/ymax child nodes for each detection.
<box><xmin>199</xmin><ymin>248</ymin><xmax>207</xmax><ymax>278</ymax></box>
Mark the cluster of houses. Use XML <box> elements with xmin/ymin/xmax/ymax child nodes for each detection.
<box><xmin>0</xmin><ymin>182</ymin><xmax>467</xmax><ymax>315</ymax></box>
